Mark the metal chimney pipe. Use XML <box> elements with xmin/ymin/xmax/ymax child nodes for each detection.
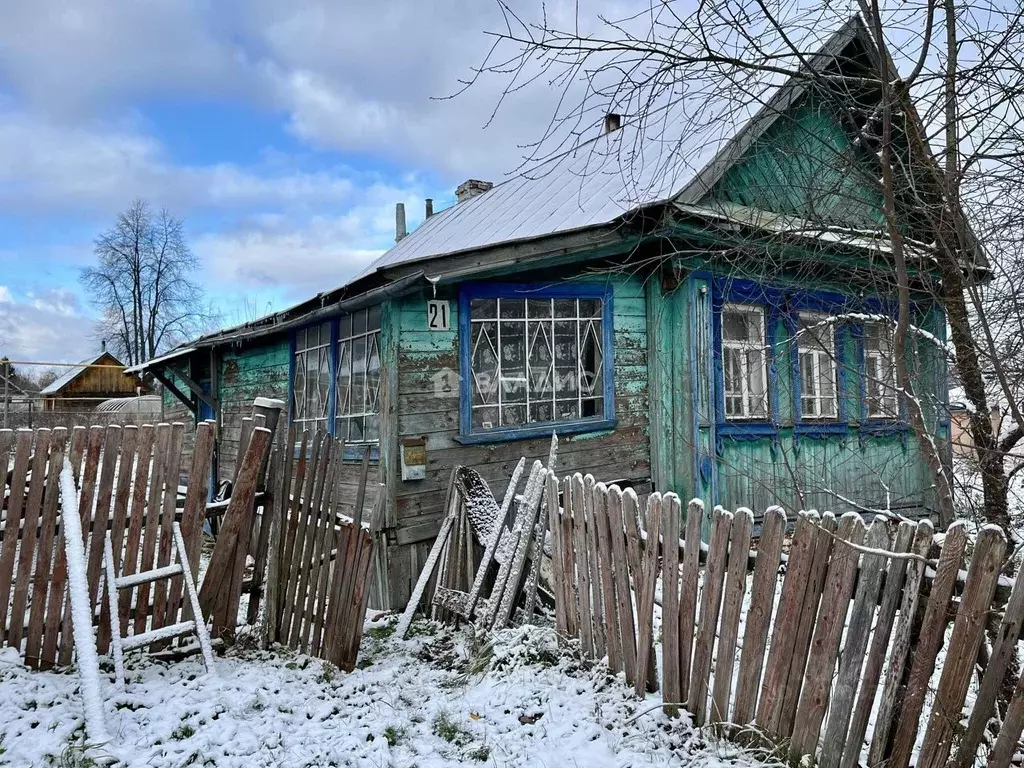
<box><xmin>395</xmin><ymin>203</ymin><xmax>407</xmax><ymax>242</ymax></box>
<box><xmin>425</xmin><ymin>198</ymin><xmax>434</xmax><ymax>218</ymax></box>
<box><xmin>604</xmin><ymin>113</ymin><xmax>622</xmax><ymax>133</ymax></box>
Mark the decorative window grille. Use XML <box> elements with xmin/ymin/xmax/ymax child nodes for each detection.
<box><xmin>469</xmin><ymin>296</ymin><xmax>605</xmax><ymax>432</ymax></box>
<box><xmin>291</xmin><ymin>307</ymin><xmax>381</xmax><ymax>444</ymax></box>
<box><xmin>798</xmin><ymin>312</ymin><xmax>838</xmax><ymax>419</ymax></box>
<box><xmin>721</xmin><ymin>304</ymin><xmax>769</xmax><ymax>420</ymax></box>
<box><xmin>292</xmin><ymin>322</ymin><xmax>332</xmax><ymax>434</ymax></box>
<box><xmin>864</xmin><ymin>320</ymin><xmax>897</xmax><ymax>418</ymax></box>
<box><xmin>335</xmin><ymin>307</ymin><xmax>381</xmax><ymax>443</ymax></box>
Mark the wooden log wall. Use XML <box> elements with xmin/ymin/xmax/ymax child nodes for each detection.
<box><xmin>548</xmin><ymin>471</ymin><xmax>1023</xmax><ymax>768</ymax></box>
<box><xmin>0</xmin><ymin>422</ymin><xmax>212</xmax><ymax>669</ymax></box>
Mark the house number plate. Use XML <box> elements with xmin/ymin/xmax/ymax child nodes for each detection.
<box><xmin>427</xmin><ymin>300</ymin><xmax>451</xmax><ymax>331</ymax></box>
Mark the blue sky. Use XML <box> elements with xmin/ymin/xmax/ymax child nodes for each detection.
<box><xmin>0</xmin><ymin>0</ymin><xmax>609</xmax><ymax>365</ymax></box>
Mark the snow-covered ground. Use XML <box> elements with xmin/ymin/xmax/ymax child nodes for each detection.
<box><xmin>0</xmin><ymin>616</ymin><xmax>773</xmax><ymax>768</ymax></box>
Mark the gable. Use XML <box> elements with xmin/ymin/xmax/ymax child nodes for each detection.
<box><xmin>704</xmin><ymin>95</ymin><xmax>885</xmax><ymax>231</ymax></box>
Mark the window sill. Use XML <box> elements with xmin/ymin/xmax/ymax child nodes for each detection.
<box><xmin>456</xmin><ymin>418</ymin><xmax>617</xmax><ymax>445</ymax></box>
<box><xmin>717</xmin><ymin>422</ymin><xmax>777</xmax><ymax>439</ymax></box>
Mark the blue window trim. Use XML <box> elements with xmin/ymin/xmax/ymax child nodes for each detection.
<box><xmin>288</xmin><ymin>316</ymin><xmax>381</xmax><ymax>463</ymax></box>
<box><xmin>709</xmin><ymin>274</ymin><xmax>910</xmax><ymax>441</ymax></box>
<box><xmin>457</xmin><ymin>281</ymin><xmax>616</xmax><ymax>444</ymax></box>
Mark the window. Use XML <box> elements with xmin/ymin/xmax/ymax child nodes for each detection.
<box><xmin>864</xmin><ymin>320</ymin><xmax>897</xmax><ymax>418</ymax></box>
<box><xmin>292</xmin><ymin>322</ymin><xmax>332</xmax><ymax>434</ymax></box>
<box><xmin>465</xmin><ymin>288</ymin><xmax>611</xmax><ymax>437</ymax></box>
<box><xmin>798</xmin><ymin>312</ymin><xmax>838</xmax><ymax>419</ymax></box>
<box><xmin>291</xmin><ymin>307</ymin><xmax>381</xmax><ymax>444</ymax></box>
<box><xmin>721</xmin><ymin>304</ymin><xmax>768</xmax><ymax>419</ymax></box>
<box><xmin>336</xmin><ymin>307</ymin><xmax>381</xmax><ymax>442</ymax></box>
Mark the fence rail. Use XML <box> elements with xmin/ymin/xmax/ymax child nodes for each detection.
<box><xmin>547</xmin><ymin>471</ymin><xmax>1023</xmax><ymax>768</ymax></box>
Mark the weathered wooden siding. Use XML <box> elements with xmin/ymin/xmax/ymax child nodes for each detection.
<box><xmin>709</xmin><ymin>96</ymin><xmax>885</xmax><ymax>228</ymax></box>
<box><xmin>389</xmin><ymin>269</ymin><xmax>652</xmax><ymax>603</ymax></box>
<box><xmin>44</xmin><ymin>352</ymin><xmax>139</xmax><ymax>410</ymax></box>
<box><xmin>216</xmin><ymin>339</ymin><xmax>290</xmax><ymax>479</ymax></box>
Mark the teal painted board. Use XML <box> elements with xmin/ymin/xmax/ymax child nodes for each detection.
<box><xmin>708</xmin><ymin>97</ymin><xmax>885</xmax><ymax>229</ymax></box>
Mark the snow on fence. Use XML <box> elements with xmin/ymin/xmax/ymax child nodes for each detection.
<box><xmin>0</xmin><ymin>421</ymin><xmax>213</xmax><ymax>669</ymax></box>
<box><xmin>548</xmin><ymin>472</ymin><xmax>1024</xmax><ymax>768</ymax></box>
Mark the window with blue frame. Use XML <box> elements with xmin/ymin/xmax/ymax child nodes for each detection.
<box><xmin>721</xmin><ymin>303</ymin><xmax>769</xmax><ymax>419</ymax></box>
<box><xmin>863</xmin><ymin>320</ymin><xmax>898</xmax><ymax>419</ymax></box>
<box><xmin>796</xmin><ymin>311</ymin><xmax>839</xmax><ymax>420</ymax></box>
<box><xmin>460</xmin><ymin>283</ymin><xmax>615</xmax><ymax>441</ymax></box>
<box><xmin>291</xmin><ymin>306</ymin><xmax>381</xmax><ymax>443</ymax></box>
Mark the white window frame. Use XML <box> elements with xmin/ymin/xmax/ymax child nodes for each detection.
<box><xmin>864</xmin><ymin>320</ymin><xmax>898</xmax><ymax>419</ymax></box>
<box><xmin>721</xmin><ymin>303</ymin><xmax>769</xmax><ymax>420</ymax></box>
<box><xmin>798</xmin><ymin>311</ymin><xmax>839</xmax><ymax>420</ymax></box>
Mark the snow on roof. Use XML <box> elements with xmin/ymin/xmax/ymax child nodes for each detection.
<box><xmin>39</xmin><ymin>351</ymin><xmax>121</xmax><ymax>395</ymax></box>
<box><xmin>356</xmin><ymin>16</ymin><xmax>864</xmax><ymax>280</ymax></box>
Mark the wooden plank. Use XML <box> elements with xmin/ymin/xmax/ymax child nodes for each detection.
<box><xmin>305</xmin><ymin>441</ymin><xmax>341</xmax><ymax>653</ymax></box>
<box><xmin>68</xmin><ymin>426</ymin><xmax>87</xmax><ymax>483</ymax></box>
<box><xmin>290</xmin><ymin>436</ymin><xmax>331</xmax><ymax>647</ymax></box>
<box><xmin>86</xmin><ymin>426</ymin><xmax>122</xmax><ymax>613</ymax></box>
<box><xmin>332</xmin><ymin>446</ymin><xmax>372</xmax><ymax>643</ymax></box>
<box><xmin>522</xmin><ymin>472</ymin><xmax>550</xmax><ymax>624</ymax></box>
<box><xmin>990</xmin><ymin>667</ymin><xmax>1024</xmax><ymax>768</ymax></box>
<box><xmin>711</xmin><ymin>507</ymin><xmax>753</xmax><ymax>724</ymax></box>
<box><xmin>633</xmin><ymin>492</ymin><xmax>662</xmax><ymax>697</ymax></box>
<box><xmin>606</xmin><ymin>485</ymin><xmax>638</xmax><ymax>687</ymax></box>
<box><xmin>25</xmin><ymin>431</ymin><xmax>65</xmax><ymax>668</ymax></box>
<box><xmin>867</xmin><ymin>520</ymin><xmax>935</xmax><ymax>767</ymax></box>
<box><xmin>395</xmin><ymin>496</ymin><xmax>456</xmax><ymax>639</ymax></box>
<box><xmin>9</xmin><ymin>428</ymin><xmax>52</xmax><ymax>655</ymax></box>
<box><xmin>151</xmin><ymin>422</ymin><xmax>185</xmax><ymax>649</ymax></box>
<box><xmin>198</xmin><ymin>427</ymin><xmax>271</xmax><ymax>642</ymax></box>
<box><xmin>305</xmin><ymin>441</ymin><xmax>335</xmax><ymax>654</ymax></box>
<box><xmin>279</xmin><ymin>428</ymin><xmax>307</xmax><ymax>612</ymax></box>
<box><xmin>886</xmin><ymin>521</ymin><xmax>968</xmax><ymax>768</ymax></box>
<box><xmin>660</xmin><ymin>492</ymin><xmax>681</xmax><ymax>715</ymax></box>
<box><xmin>779</xmin><ymin>511</ymin><xmax>836</xmax><ymax>736</ymax></box>
<box><xmin>559</xmin><ymin>474</ymin><xmax>577</xmax><ymax>637</ymax></box>
<box><xmin>97</xmin><ymin>425</ymin><xmax>139</xmax><ymax>653</ymax></box>
<box><xmin>593</xmin><ymin>483</ymin><xmax>621</xmax><ymax>673</ymax></box>
<box><xmin>917</xmin><ymin>526</ymin><xmax>1006</xmax><ymax>768</ymax></box>
<box><xmin>322</xmin><ymin>522</ymin><xmax>354</xmax><ymax>650</ymax></box>
<box><xmin>757</xmin><ymin>512</ymin><xmax>818</xmax><ymax>733</ymax></box>
<box><xmin>546</xmin><ymin>473</ymin><xmax>569</xmax><ymax>638</ymax></box>
<box><xmin>790</xmin><ymin>513</ymin><xmax>866</xmax><ymax>757</ymax></box>
<box><xmin>0</xmin><ymin>430</ymin><xmax>32</xmax><ymax>646</ymax></box>
<box><xmin>570</xmin><ymin>474</ymin><xmax>595</xmax><ymax>657</ymax></box>
<box><xmin>841</xmin><ymin>520</ymin><xmax>917</xmax><ymax>768</ymax></box>
<box><xmin>678</xmin><ymin>499</ymin><xmax>703</xmax><ymax>703</ymax></box>
<box><xmin>234</xmin><ymin>416</ymin><xmax>254</xmax><ymax>484</ymax></box>
<box><xmin>583</xmin><ymin>475</ymin><xmax>605</xmax><ymax>658</ymax></box>
<box><xmin>465</xmin><ymin>459</ymin><xmax>524</xmax><ymax>619</ymax></box>
<box><xmin>267</xmin><ymin>424</ymin><xmax>296</xmax><ymax>640</ymax></box>
<box><xmin>280</xmin><ymin>431</ymin><xmax>322</xmax><ymax>641</ymax></box>
<box><xmin>135</xmin><ymin>424</ymin><xmax>170</xmax><ymax>636</ymax></box>
<box><xmin>491</xmin><ymin>461</ymin><xmax>545</xmax><ymax>630</ymax></box>
<box><xmin>335</xmin><ymin>527</ymin><xmax>375</xmax><ymax>671</ymax></box>
<box><xmin>733</xmin><ymin>506</ymin><xmax>786</xmax><ymax>726</ymax></box>
<box><xmin>175</xmin><ymin>422</ymin><xmax>214</xmax><ymax>624</ymax></box>
<box><xmin>688</xmin><ymin>506</ymin><xmax>732</xmax><ymax>725</ymax></box>
<box><xmin>117</xmin><ymin>425</ymin><xmax>154</xmax><ymax>642</ymax></box>
<box><xmin>954</xmin><ymin>540</ymin><xmax>1024</xmax><ymax>768</ymax></box>
<box><xmin>818</xmin><ymin>519</ymin><xmax>890</xmax><ymax>768</ymax></box>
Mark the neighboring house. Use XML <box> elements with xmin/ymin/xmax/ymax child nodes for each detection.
<box><xmin>130</xmin><ymin>16</ymin><xmax>970</xmax><ymax>608</ymax></box>
<box><xmin>40</xmin><ymin>350</ymin><xmax>140</xmax><ymax>411</ymax></box>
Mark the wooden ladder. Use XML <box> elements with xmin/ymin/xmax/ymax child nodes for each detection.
<box><xmin>103</xmin><ymin>521</ymin><xmax>215</xmax><ymax>687</ymax></box>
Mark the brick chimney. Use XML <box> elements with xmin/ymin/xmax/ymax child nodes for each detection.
<box><xmin>456</xmin><ymin>179</ymin><xmax>493</xmax><ymax>203</ymax></box>
<box><xmin>604</xmin><ymin>113</ymin><xmax>622</xmax><ymax>134</ymax></box>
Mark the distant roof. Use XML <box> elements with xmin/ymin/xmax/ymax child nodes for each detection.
<box><xmin>40</xmin><ymin>351</ymin><xmax>124</xmax><ymax>395</ymax></box>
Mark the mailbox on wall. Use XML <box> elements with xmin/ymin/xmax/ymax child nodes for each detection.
<box><xmin>401</xmin><ymin>437</ymin><xmax>427</xmax><ymax>481</ymax></box>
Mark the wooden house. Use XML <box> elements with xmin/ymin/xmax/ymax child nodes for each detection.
<box><xmin>130</xmin><ymin>17</ymin><xmax>969</xmax><ymax>608</ymax></box>
<box><xmin>40</xmin><ymin>350</ymin><xmax>139</xmax><ymax>411</ymax></box>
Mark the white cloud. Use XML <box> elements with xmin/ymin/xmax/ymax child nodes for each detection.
<box><xmin>0</xmin><ymin>287</ymin><xmax>96</xmax><ymax>363</ymax></box>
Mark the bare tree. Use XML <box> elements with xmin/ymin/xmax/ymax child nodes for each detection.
<box><xmin>81</xmin><ymin>199</ymin><xmax>218</xmax><ymax>366</ymax></box>
<box><xmin>464</xmin><ymin>0</ymin><xmax>1024</xmax><ymax>540</ymax></box>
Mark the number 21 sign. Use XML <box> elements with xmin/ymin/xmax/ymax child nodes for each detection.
<box><xmin>427</xmin><ymin>300</ymin><xmax>450</xmax><ymax>331</ymax></box>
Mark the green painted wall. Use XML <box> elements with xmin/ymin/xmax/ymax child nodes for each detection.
<box><xmin>709</xmin><ymin>96</ymin><xmax>885</xmax><ymax>229</ymax></box>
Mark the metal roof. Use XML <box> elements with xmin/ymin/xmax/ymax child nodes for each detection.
<box><xmin>357</xmin><ymin>16</ymin><xmax>865</xmax><ymax>280</ymax></box>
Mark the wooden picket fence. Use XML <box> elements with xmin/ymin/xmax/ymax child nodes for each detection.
<box><xmin>546</xmin><ymin>471</ymin><xmax>1024</xmax><ymax>768</ymax></box>
<box><xmin>0</xmin><ymin>421</ymin><xmax>213</xmax><ymax>669</ymax></box>
<box><xmin>260</xmin><ymin>428</ymin><xmax>376</xmax><ymax>671</ymax></box>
